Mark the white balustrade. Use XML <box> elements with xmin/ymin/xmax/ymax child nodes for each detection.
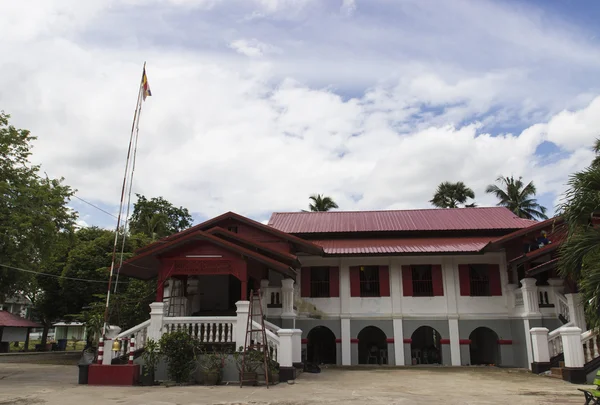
<box><xmin>514</xmin><ymin>289</ymin><xmax>524</xmax><ymax>307</ymax></box>
<box><xmin>162</xmin><ymin>317</ymin><xmax>236</xmax><ymax>344</ymax></box>
<box><xmin>548</xmin><ymin>328</ymin><xmax>564</xmax><ymax>358</ymax></box>
<box><xmin>556</xmin><ymin>292</ymin><xmax>571</xmax><ymax>323</ymax></box>
<box><xmin>582</xmin><ymin>330</ymin><xmax>600</xmax><ymax>363</ymax></box>
<box><xmin>117</xmin><ymin>319</ymin><xmax>150</xmax><ymax>351</ymax></box>
<box><xmin>252</xmin><ymin>320</ymin><xmax>280</xmax><ymax>361</ymax></box>
<box><xmin>537</xmin><ymin>286</ymin><xmax>552</xmax><ymax>306</ymax></box>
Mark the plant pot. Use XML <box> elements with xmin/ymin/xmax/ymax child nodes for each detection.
<box><xmin>269</xmin><ymin>372</ymin><xmax>279</xmax><ymax>385</ymax></box>
<box><xmin>140</xmin><ymin>367</ymin><xmax>155</xmax><ymax>386</ymax></box>
<box><xmin>203</xmin><ymin>370</ymin><xmax>220</xmax><ymax>386</ymax></box>
<box><xmin>239</xmin><ymin>371</ymin><xmax>258</xmax><ymax>386</ymax></box>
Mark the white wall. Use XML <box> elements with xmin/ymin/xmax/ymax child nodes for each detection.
<box><xmin>1</xmin><ymin>327</ymin><xmax>27</xmax><ymax>342</ymax></box>
<box><xmin>295</xmin><ymin>253</ymin><xmax>510</xmax><ymax>319</ymax></box>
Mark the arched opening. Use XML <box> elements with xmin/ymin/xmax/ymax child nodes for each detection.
<box><xmin>469</xmin><ymin>327</ymin><xmax>500</xmax><ymax>365</ymax></box>
<box><xmin>357</xmin><ymin>326</ymin><xmax>387</xmax><ymax>365</ymax></box>
<box><xmin>306</xmin><ymin>326</ymin><xmax>336</xmax><ymax>365</ymax></box>
<box><xmin>411</xmin><ymin>326</ymin><xmax>442</xmax><ymax>365</ymax></box>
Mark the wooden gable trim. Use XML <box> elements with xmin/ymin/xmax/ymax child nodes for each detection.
<box><xmin>135</xmin><ymin>211</ymin><xmax>324</xmax><ymax>256</ymax></box>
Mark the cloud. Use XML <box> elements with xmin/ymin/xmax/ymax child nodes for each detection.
<box><xmin>2</xmin><ymin>0</ymin><xmax>600</xmax><ymax>225</ymax></box>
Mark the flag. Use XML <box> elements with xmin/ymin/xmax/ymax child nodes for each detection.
<box><xmin>142</xmin><ymin>68</ymin><xmax>152</xmax><ymax>100</ymax></box>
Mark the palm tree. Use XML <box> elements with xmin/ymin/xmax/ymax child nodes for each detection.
<box><xmin>430</xmin><ymin>181</ymin><xmax>475</xmax><ymax>208</ymax></box>
<box><xmin>308</xmin><ymin>194</ymin><xmax>339</xmax><ymax>212</ymax></box>
<box><xmin>485</xmin><ymin>176</ymin><xmax>548</xmax><ymax>220</ymax></box>
<box><xmin>558</xmin><ymin>139</ymin><xmax>600</xmax><ymax>328</ymax></box>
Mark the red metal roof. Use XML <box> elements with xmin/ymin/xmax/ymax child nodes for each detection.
<box><xmin>268</xmin><ymin>207</ymin><xmax>536</xmax><ymax>234</ymax></box>
<box><xmin>0</xmin><ymin>311</ymin><xmax>41</xmax><ymax>328</ymax></box>
<box><xmin>484</xmin><ymin>216</ymin><xmax>564</xmax><ymax>249</ymax></box>
<box><xmin>313</xmin><ymin>237</ymin><xmax>493</xmax><ymax>255</ymax></box>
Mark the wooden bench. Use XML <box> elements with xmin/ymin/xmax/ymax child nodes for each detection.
<box><xmin>579</xmin><ymin>370</ymin><xmax>600</xmax><ymax>405</ymax></box>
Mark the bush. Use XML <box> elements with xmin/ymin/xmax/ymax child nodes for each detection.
<box><xmin>158</xmin><ymin>331</ymin><xmax>197</xmax><ymax>384</ymax></box>
<box><xmin>141</xmin><ymin>338</ymin><xmax>160</xmax><ymax>377</ymax></box>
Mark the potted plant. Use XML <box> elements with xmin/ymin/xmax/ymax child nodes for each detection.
<box><xmin>268</xmin><ymin>359</ymin><xmax>280</xmax><ymax>385</ymax></box>
<box><xmin>141</xmin><ymin>338</ymin><xmax>160</xmax><ymax>386</ymax></box>
<box><xmin>233</xmin><ymin>346</ymin><xmax>262</xmax><ymax>386</ymax></box>
<box><xmin>196</xmin><ymin>347</ymin><xmax>226</xmax><ymax>386</ymax></box>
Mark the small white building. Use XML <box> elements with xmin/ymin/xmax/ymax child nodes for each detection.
<box><xmin>53</xmin><ymin>322</ymin><xmax>86</xmax><ymax>341</ymax></box>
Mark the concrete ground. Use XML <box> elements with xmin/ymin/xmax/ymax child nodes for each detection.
<box><xmin>0</xmin><ymin>363</ymin><xmax>590</xmax><ymax>405</ymax></box>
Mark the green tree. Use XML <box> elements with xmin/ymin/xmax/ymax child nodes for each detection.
<box><xmin>485</xmin><ymin>176</ymin><xmax>548</xmax><ymax>220</ymax></box>
<box><xmin>0</xmin><ymin>111</ymin><xmax>76</xmax><ymax>300</ymax></box>
<box><xmin>129</xmin><ymin>194</ymin><xmax>193</xmax><ymax>240</ymax></box>
<box><xmin>308</xmin><ymin>194</ymin><xmax>339</xmax><ymax>212</ymax></box>
<box><xmin>430</xmin><ymin>181</ymin><xmax>476</xmax><ymax>208</ymax></box>
<box><xmin>558</xmin><ymin>140</ymin><xmax>600</xmax><ymax>329</ymax></box>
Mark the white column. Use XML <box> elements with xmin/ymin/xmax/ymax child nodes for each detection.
<box><xmin>277</xmin><ymin>329</ymin><xmax>294</xmax><ymax>368</ymax></box>
<box><xmin>260</xmin><ymin>279</ymin><xmax>270</xmax><ymax>317</ymax></box>
<box><xmin>235</xmin><ymin>300</ymin><xmax>250</xmax><ymax>350</ymax></box>
<box><xmin>565</xmin><ymin>293</ymin><xmax>586</xmax><ymax>331</ymax></box>
<box><xmin>341</xmin><ymin>318</ymin><xmax>351</xmax><ymax>365</ymax></box>
<box><xmin>521</xmin><ymin>278</ymin><xmax>540</xmax><ymax>316</ymax></box>
<box><xmin>390</xmin><ymin>262</ymin><xmax>402</xmax><ymax>316</ymax></box>
<box><xmin>281</xmin><ymin>279</ymin><xmax>295</xmax><ymax>318</ymax></box>
<box><xmin>560</xmin><ymin>327</ymin><xmax>585</xmax><ymax>368</ymax></box>
<box><xmin>443</xmin><ymin>259</ymin><xmax>458</xmax><ymax>317</ymax></box>
<box><xmin>448</xmin><ymin>318</ymin><xmax>461</xmax><ymax>366</ymax></box>
<box><xmin>148</xmin><ymin>302</ymin><xmax>165</xmax><ymax>341</ymax></box>
<box><xmin>523</xmin><ymin>319</ymin><xmax>533</xmax><ymax>370</ymax></box>
<box><xmin>392</xmin><ymin>318</ymin><xmax>404</xmax><ymax>366</ymax></box>
<box><xmin>292</xmin><ymin>329</ymin><xmax>302</xmax><ymax>364</ymax></box>
<box><xmin>530</xmin><ymin>327</ymin><xmax>550</xmax><ymax>363</ymax></box>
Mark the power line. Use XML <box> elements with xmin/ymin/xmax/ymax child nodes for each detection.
<box><xmin>72</xmin><ymin>195</ymin><xmax>119</xmax><ymax>220</ymax></box>
<box><xmin>0</xmin><ymin>263</ymin><xmax>125</xmax><ymax>284</ymax></box>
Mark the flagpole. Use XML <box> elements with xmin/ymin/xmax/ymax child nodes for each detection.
<box><xmin>102</xmin><ymin>62</ymin><xmax>146</xmax><ymax>337</ymax></box>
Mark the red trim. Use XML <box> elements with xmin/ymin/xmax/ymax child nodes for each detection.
<box><xmin>301</xmin><ymin>338</ymin><xmax>308</xmax><ymax>344</ymax></box>
<box><xmin>440</xmin><ymin>339</ymin><xmax>450</xmax><ymax>344</ymax></box>
<box><xmin>386</xmin><ymin>338</ymin><xmax>394</xmax><ymax>343</ymax></box>
<box><xmin>403</xmin><ymin>338</ymin><xmax>412</xmax><ymax>344</ymax></box>
<box><xmin>350</xmin><ymin>266</ymin><xmax>361</xmax><ymax>297</ymax></box>
<box><xmin>335</xmin><ymin>338</ymin><xmax>341</xmax><ymax>343</ymax></box>
<box><xmin>431</xmin><ymin>264</ymin><xmax>444</xmax><ymax>296</ymax></box>
<box><xmin>301</xmin><ymin>267</ymin><xmax>310</xmax><ymax>297</ymax></box>
<box><xmin>329</xmin><ymin>266</ymin><xmax>340</xmax><ymax>297</ymax></box>
<box><xmin>379</xmin><ymin>265</ymin><xmax>390</xmax><ymax>297</ymax></box>
<box><xmin>458</xmin><ymin>264</ymin><xmax>470</xmax><ymax>296</ymax></box>
<box><xmin>497</xmin><ymin>339</ymin><xmax>513</xmax><ymax>345</ymax></box>
<box><xmin>351</xmin><ymin>338</ymin><xmax>359</xmax><ymax>343</ymax></box>
<box><xmin>402</xmin><ymin>265</ymin><xmax>413</xmax><ymax>296</ymax></box>
<box><xmin>459</xmin><ymin>339</ymin><xmax>472</xmax><ymax>345</ymax></box>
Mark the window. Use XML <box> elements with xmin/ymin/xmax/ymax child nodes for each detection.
<box><xmin>469</xmin><ymin>264</ymin><xmax>490</xmax><ymax>296</ymax></box>
<box><xmin>310</xmin><ymin>267</ymin><xmax>330</xmax><ymax>298</ymax></box>
<box><xmin>359</xmin><ymin>266</ymin><xmax>380</xmax><ymax>297</ymax></box>
<box><xmin>412</xmin><ymin>265</ymin><xmax>433</xmax><ymax>297</ymax></box>
<box><xmin>227</xmin><ymin>226</ymin><xmax>238</xmax><ymax>233</ymax></box>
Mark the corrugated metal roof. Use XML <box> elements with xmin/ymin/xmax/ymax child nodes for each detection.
<box><xmin>313</xmin><ymin>237</ymin><xmax>493</xmax><ymax>255</ymax></box>
<box><xmin>269</xmin><ymin>207</ymin><xmax>536</xmax><ymax>234</ymax></box>
<box><xmin>0</xmin><ymin>311</ymin><xmax>41</xmax><ymax>328</ymax></box>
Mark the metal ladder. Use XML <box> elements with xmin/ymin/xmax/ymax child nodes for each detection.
<box><xmin>240</xmin><ymin>289</ymin><xmax>270</xmax><ymax>388</ymax></box>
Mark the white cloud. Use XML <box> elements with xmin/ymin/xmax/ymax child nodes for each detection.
<box><xmin>2</xmin><ymin>0</ymin><xmax>600</xmax><ymax>225</ymax></box>
<box><xmin>340</xmin><ymin>0</ymin><xmax>356</xmax><ymax>16</ymax></box>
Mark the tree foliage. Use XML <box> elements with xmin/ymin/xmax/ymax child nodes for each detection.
<box><xmin>430</xmin><ymin>181</ymin><xmax>476</xmax><ymax>208</ymax></box>
<box><xmin>558</xmin><ymin>143</ymin><xmax>600</xmax><ymax>329</ymax></box>
<box><xmin>308</xmin><ymin>194</ymin><xmax>339</xmax><ymax>212</ymax></box>
<box><xmin>486</xmin><ymin>175</ymin><xmax>548</xmax><ymax>220</ymax></box>
<box><xmin>0</xmin><ymin>111</ymin><xmax>76</xmax><ymax>300</ymax></box>
<box><xmin>129</xmin><ymin>194</ymin><xmax>193</xmax><ymax>240</ymax></box>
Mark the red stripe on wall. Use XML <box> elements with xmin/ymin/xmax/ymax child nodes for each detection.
<box><xmin>403</xmin><ymin>338</ymin><xmax>412</xmax><ymax>344</ymax></box>
<box><xmin>440</xmin><ymin>339</ymin><xmax>450</xmax><ymax>344</ymax></box>
<box><xmin>301</xmin><ymin>338</ymin><xmax>308</xmax><ymax>344</ymax></box>
<box><xmin>497</xmin><ymin>339</ymin><xmax>512</xmax><ymax>345</ymax></box>
<box><xmin>335</xmin><ymin>338</ymin><xmax>341</xmax><ymax>343</ymax></box>
<box><xmin>459</xmin><ymin>339</ymin><xmax>472</xmax><ymax>345</ymax></box>
<box><xmin>351</xmin><ymin>338</ymin><xmax>359</xmax><ymax>343</ymax></box>
<box><xmin>386</xmin><ymin>338</ymin><xmax>394</xmax><ymax>343</ymax></box>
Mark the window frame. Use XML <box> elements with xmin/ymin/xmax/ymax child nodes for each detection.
<box><xmin>469</xmin><ymin>264</ymin><xmax>491</xmax><ymax>297</ymax></box>
<box><xmin>309</xmin><ymin>266</ymin><xmax>331</xmax><ymax>298</ymax></box>
<box><xmin>359</xmin><ymin>265</ymin><xmax>381</xmax><ymax>297</ymax></box>
<box><xmin>411</xmin><ymin>265</ymin><xmax>434</xmax><ymax>297</ymax></box>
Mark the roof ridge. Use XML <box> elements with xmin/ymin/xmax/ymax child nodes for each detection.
<box><xmin>270</xmin><ymin>206</ymin><xmax>514</xmax><ymax>215</ymax></box>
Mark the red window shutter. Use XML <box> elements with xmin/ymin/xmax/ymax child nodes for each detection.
<box><xmin>488</xmin><ymin>264</ymin><xmax>502</xmax><ymax>296</ymax></box>
<box><xmin>329</xmin><ymin>266</ymin><xmax>340</xmax><ymax>297</ymax></box>
<box><xmin>431</xmin><ymin>264</ymin><xmax>444</xmax><ymax>296</ymax></box>
<box><xmin>350</xmin><ymin>266</ymin><xmax>361</xmax><ymax>297</ymax></box>
<box><xmin>379</xmin><ymin>266</ymin><xmax>390</xmax><ymax>297</ymax></box>
<box><xmin>402</xmin><ymin>265</ymin><xmax>413</xmax><ymax>296</ymax></box>
<box><xmin>301</xmin><ymin>267</ymin><xmax>311</xmax><ymax>297</ymax></box>
<box><xmin>458</xmin><ymin>264</ymin><xmax>470</xmax><ymax>296</ymax></box>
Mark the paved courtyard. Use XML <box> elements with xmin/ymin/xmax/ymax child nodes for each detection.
<box><xmin>0</xmin><ymin>363</ymin><xmax>590</xmax><ymax>404</ymax></box>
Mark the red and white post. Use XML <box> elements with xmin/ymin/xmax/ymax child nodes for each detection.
<box><xmin>128</xmin><ymin>338</ymin><xmax>135</xmax><ymax>365</ymax></box>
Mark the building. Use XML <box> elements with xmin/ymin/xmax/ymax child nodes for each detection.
<box><xmin>118</xmin><ymin>207</ymin><xmax>593</xmax><ymax>381</ymax></box>
<box><xmin>0</xmin><ymin>311</ymin><xmax>41</xmax><ymax>352</ymax></box>
<box><xmin>0</xmin><ymin>295</ymin><xmax>32</xmax><ymax>320</ymax></box>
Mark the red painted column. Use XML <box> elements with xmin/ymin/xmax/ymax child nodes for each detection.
<box><xmin>240</xmin><ymin>262</ymin><xmax>248</xmax><ymax>300</ymax></box>
<box><xmin>156</xmin><ymin>265</ymin><xmax>165</xmax><ymax>302</ymax></box>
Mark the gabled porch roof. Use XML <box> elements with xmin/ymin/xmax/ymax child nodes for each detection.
<box><xmin>135</xmin><ymin>211</ymin><xmax>324</xmax><ymax>256</ymax></box>
<box><xmin>121</xmin><ymin>229</ymin><xmax>297</xmax><ymax>280</ymax></box>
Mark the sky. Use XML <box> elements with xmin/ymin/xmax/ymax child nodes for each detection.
<box><xmin>2</xmin><ymin>0</ymin><xmax>600</xmax><ymax>229</ymax></box>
